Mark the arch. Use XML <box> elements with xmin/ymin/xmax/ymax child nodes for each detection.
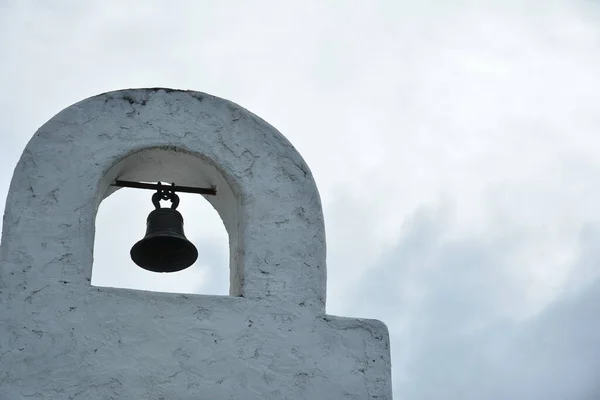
<box><xmin>92</xmin><ymin>152</ymin><xmax>230</xmax><ymax>295</ymax></box>
<box><xmin>0</xmin><ymin>88</ymin><xmax>326</xmax><ymax>311</ymax></box>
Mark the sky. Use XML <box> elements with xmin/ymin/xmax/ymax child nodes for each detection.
<box><xmin>1</xmin><ymin>0</ymin><xmax>600</xmax><ymax>398</ymax></box>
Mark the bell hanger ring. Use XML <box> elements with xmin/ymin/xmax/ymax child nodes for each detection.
<box><xmin>152</xmin><ymin>182</ymin><xmax>180</xmax><ymax>210</ymax></box>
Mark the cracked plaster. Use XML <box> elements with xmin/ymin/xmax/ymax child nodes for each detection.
<box><xmin>0</xmin><ymin>88</ymin><xmax>393</xmax><ymax>399</ymax></box>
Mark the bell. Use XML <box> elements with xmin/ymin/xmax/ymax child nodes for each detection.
<box><xmin>130</xmin><ymin>188</ymin><xmax>198</xmax><ymax>273</ymax></box>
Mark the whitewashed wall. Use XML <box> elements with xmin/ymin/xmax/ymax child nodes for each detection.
<box><xmin>0</xmin><ymin>89</ymin><xmax>392</xmax><ymax>399</ymax></box>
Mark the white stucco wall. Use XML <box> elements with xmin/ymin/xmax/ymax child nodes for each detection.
<box><xmin>0</xmin><ymin>88</ymin><xmax>393</xmax><ymax>399</ymax></box>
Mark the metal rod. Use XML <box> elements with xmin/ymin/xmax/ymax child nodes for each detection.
<box><xmin>111</xmin><ymin>180</ymin><xmax>217</xmax><ymax>196</ymax></box>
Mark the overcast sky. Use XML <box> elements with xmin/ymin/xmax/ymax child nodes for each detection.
<box><xmin>2</xmin><ymin>0</ymin><xmax>600</xmax><ymax>398</ymax></box>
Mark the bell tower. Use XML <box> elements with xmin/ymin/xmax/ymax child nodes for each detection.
<box><xmin>0</xmin><ymin>88</ymin><xmax>393</xmax><ymax>399</ymax></box>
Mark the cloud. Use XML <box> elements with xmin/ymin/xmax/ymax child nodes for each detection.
<box><xmin>343</xmin><ymin>201</ymin><xmax>600</xmax><ymax>399</ymax></box>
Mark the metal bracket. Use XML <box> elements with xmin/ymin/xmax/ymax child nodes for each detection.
<box><xmin>111</xmin><ymin>180</ymin><xmax>217</xmax><ymax>196</ymax></box>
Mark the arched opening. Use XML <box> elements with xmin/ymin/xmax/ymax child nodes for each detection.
<box><xmin>91</xmin><ymin>146</ymin><xmax>238</xmax><ymax>296</ymax></box>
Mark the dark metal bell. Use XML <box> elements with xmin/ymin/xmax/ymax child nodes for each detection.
<box><xmin>130</xmin><ymin>190</ymin><xmax>198</xmax><ymax>273</ymax></box>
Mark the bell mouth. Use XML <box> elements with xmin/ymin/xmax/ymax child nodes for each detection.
<box><xmin>131</xmin><ymin>235</ymin><xmax>198</xmax><ymax>273</ymax></box>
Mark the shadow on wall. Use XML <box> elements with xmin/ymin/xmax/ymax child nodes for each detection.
<box><xmin>92</xmin><ymin>185</ymin><xmax>229</xmax><ymax>295</ymax></box>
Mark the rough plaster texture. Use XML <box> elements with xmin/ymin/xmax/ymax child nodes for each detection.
<box><xmin>0</xmin><ymin>88</ymin><xmax>393</xmax><ymax>399</ymax></box>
